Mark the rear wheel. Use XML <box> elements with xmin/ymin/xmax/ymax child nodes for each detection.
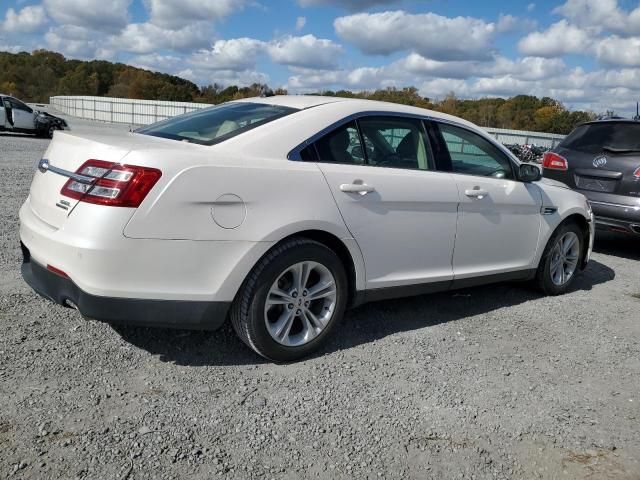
<box><xmin>536</xmin><ymin>222</ymin><xmax>584</xmax><ymax>295</ymax></box>
<box><xmin>230</xmin><ymin>238</ymin><xmax>348</xmax><ymax>362</ymax></box>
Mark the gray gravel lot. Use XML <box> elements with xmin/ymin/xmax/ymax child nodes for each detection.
<box><xmin>1</xmin><ymin>112</ymin><xmax>639</xmax><ymax>479</ymax></box>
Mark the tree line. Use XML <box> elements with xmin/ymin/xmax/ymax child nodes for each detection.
<box><xmin>1</xmin><ymin>50</ymin><xmax>595</xmax><ymax>134</ymax></box>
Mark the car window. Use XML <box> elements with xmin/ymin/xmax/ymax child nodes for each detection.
<box><xmin>136</xmin><ymin>102</ymin><xmax>298</xmax><ymax>146</ymax></box>
<box><xmin>560</xmin><ymin>122</ymin><xmax>640</xmax><ymax>153</ymax></box>
<box><xmin>437</xmin><ymin>123</ymin><xmax>514</xmax><ymax>179</ymax></box>
<box><xmin>0</xmin><ymin>97</ymin><xmax>4</xmax><ymax>107</ymax></box>
<box><xmin>313</xmin><ymin>121</ymin><xmax>364</xmax><ymax>165</ymax></box>
<box><xmin>8</xmin><ymin>98</ymin><xmax>32</xmax><ymax>113</ymax></box>
<box><xmin>357</xmin><ymin>116</ymin><xmax>430</xmax><ymax>170</ymax></box>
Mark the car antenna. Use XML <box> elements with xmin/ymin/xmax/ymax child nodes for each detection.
<box><xmin>634</xmin><ymin>102</ymin><xmax>640</xmax><ymax>121</ymax></box>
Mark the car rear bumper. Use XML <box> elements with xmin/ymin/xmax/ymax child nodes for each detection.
<box><xmin>21</xmin><ymin>244</ymin><xmax>230</xmax><ymax>330</ymax></box>
<box><xmin>590</xmin><ymin>200</ymin><xmax>640</xmax><ymax>234</ymax></box>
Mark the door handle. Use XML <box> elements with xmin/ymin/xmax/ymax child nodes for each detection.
<box><xmin>465</xmin><ymin>188</ymin><xmax>488</xmax><ymax>199</ymax></box>
<box><xmin>340</xmin><ymin>183</ymin><xmax>375</xmax><ymax>195</ymax></box>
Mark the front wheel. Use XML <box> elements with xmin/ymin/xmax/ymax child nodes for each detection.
<box><xmin>230</xmin><ymin>238</ymin><xmax>348</xmax><ymax>362</ymax></box>
<box><xmin>536</xmin><ymin>222</ymin><xmax>584</xmax><ymax>295</ymax></box>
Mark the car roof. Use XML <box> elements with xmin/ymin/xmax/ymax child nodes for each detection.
<box><xmin>581</xmin><ymin>119</ymin><xmax>640</xmax><ymax>125</ymax></box>
<box><xmin>232</xmin><ymin>95</ymin><xmax>477</xmax><ymax>129</ymax></box>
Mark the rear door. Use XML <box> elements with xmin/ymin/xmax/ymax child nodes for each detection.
<box><xmin>428</xmin><ymin>121</ymin><xmax>542</xmax><ymax>278</ymax></box>
<box><xmin>310</xmin><ymin>116</ymin><xmax>459</xmax><ymax>290</ymax></box>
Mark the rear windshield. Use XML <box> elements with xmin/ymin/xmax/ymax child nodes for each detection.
<box><xmin>560</xmin><ymin>122</ymin><xmax>640</xmax><ymax>153</ymax></box>
<box><xmin>137</xmin><ymin>102</ymin><xmax>298</xmax><ymax>145</ymax></box>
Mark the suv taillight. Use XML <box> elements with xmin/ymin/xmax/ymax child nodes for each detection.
<box><xmin>542</xmin><ymin>152</ymin><xmax>569</xmax><ymax>170</ymax></box>
<box><xmin>634</xmin><ymin>167</ymin><xmax>640</xmax><ymax>178</ymax></box>
<box><xmin>60</xmin><ymin>160</ymin><xmax>162</xmax><ymax>207</ymax></box>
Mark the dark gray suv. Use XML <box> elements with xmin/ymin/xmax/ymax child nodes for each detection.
<box><xmin>542</xmin><ymin>120</ymin><xmax>640</xmax><ymax>235</ymax></box>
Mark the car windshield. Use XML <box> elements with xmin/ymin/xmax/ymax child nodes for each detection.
<box><xmin>560</xmin><ymin>122</ymin><xmax>640</xmax><ymax>153</ymax></box>
<box><xmin>137</xmin><ymin>102</ymin><xmax>298</xmax><ymax>145</ymax></box>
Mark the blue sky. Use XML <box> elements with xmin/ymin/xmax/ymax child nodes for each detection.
<box><xmin>2</xmin><ymin>0</ymin><xmax>640</xmax><ymax>114</ymax></box>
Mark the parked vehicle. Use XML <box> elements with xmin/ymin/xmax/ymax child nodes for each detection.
<box><xmin>20</xmin><ymin>96</ymin><xmax>594</xmax><ymax>361</ymax></box>
<box><xmin>0</xmin><ymin>94</ymin><xmax>68</xmax><ymax>138</ymax></box>
<box><xmin>542</xmin><ymin>119</ymin><xmax>640</xmax><ymax>235</ymax></box>
<box><xmin>504</xmin><ymin>143</ymin><xmax>549</xmax><ymax>164</ymax></box>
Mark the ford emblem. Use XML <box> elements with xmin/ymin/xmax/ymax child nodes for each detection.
<box><xmin>593</xmin><ymin>155</ymin><xmax>607</xmax><ymax>168</ymax></box>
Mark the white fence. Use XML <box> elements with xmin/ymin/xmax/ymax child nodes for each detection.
<box><xmin>50</xmin><ymin>95</ymin><xmax>566</xmax><ymax>147</ymax></box>
<box><xmin>50</xmin><ymin>96</ymin><xmax>212</xmax><ymax>126</ymax></box>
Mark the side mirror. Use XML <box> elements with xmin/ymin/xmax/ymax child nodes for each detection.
<box><xmin>518</xmin><ymin>163</ymin><xmax>542</xmax><ymax>182</ymax></box>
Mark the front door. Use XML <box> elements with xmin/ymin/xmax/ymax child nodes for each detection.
<box><xmin>312</xmin><ymin>116</ymin><xmax>460</xmax><ymax>290</ymax></box>
<box><xmin>0</xmin><ymin>97</ymin><xmax>6</xmax><ymax>128</ymax></box>
<box><xmin>430</xmin><ymin>121</ymin><xmax>542</xmax><ymax>278</ymax></box>
<box><xmin>7</xmin><ymin>97</ymin><xmax>36</xmax><ymax>131</ymax></box>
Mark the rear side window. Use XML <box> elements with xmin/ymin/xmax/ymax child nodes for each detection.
<box><xmin>137</xmin><ymin>102</ymin><xmax>298</xmax><ymax>145</ymax></box>
<box><xmin>560</xmin><ymin>122</ymin><xmax>640</xmax><ymax>153</ymax></box>
<box><xmin>314</xmin><ymin>121</ymin><xmax>365</xmax><ymax>165</ymax></box>
<box><xmin>357</xmin><ymin>116</ymin><xmax>430</xmax><ymax>170</ymax></box>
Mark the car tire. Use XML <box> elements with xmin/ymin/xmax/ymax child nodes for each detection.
<box><xmin>47</xmin><ymin>125</ymin><xmax>57</xmax><ymax>139</ymax></box>
<box><xmin>535</xmin><ymin>221</ymin><xmax>584</xmax><ymax>295</ymax></box>
<box><xmin>230</xmin><ymin>238</ymin><xmax>348</xmax><ymax>362</ymax></box>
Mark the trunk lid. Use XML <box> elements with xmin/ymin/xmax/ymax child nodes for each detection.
<box><xmin>557</xmin><ymin>146</ymin><xmax>640</xmax><ymax>204</ymax></box>
<box><xmin>28</xmin><ymin>131</ymin><xmax>181</xmax><ymax>229</ymax></box>
<box><xmin>552</xmin><ymin>121</ymin><xmax>640</xmax><ymax>205</ymax></box>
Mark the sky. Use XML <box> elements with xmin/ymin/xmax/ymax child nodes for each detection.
<box><xmin>2</xmin><ymin>0</ymin><xmax>640</xmax><ymax>115</ymax></box>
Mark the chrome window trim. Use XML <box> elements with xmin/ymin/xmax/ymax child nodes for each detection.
<box><xmin>287</xmin><ymin>110</ymin><xmax>521</xmax><ymax>170</ymax></box>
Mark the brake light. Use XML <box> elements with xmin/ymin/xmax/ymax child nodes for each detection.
<box><xmin>634</xmin><ymin>167</ymin><xmax>640</xmax><ymax>178</ymax></box>
<box><xmin>60</xmin><ymin>160</ymin><xmax>162</xmax><ymax>207</ymax></box>
<box><xmin>542</xmin><ymin>152</ymin><xmax>568</xmax><ymax>170</ymax></box>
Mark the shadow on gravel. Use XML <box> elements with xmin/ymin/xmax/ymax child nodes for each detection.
<box><xmin>593</xmin><ymin>231</ymin><xmax>640</xmax><ymax>261</ymax></box>
<box><xmin>113</xmin><ymin>260</ymin><xmax>614</xmax><ymax>366</ymax></box>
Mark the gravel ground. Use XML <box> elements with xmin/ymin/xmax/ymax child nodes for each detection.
<box><xmin>1</xmin><ymin>112</ymin><xmax>639</xmax><ymax>479</ymax></box>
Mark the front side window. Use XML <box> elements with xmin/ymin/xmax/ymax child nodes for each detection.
<box><xmin>357</xmin><ymin>116</ymin><xmax>430</xmax><ymax>170</ymax></box>
<box><xmin>137</xmin><ymin>102</ymin><xmax>298</xmax><ymax>145</ymax></box>
<box><xmin>437</xmin><ymin>123</ymin><xmax>514</xmax><ymax>179</ymax></box>
<box><xmin>9</xmin><ymin>98</ymin><xmax>32</xmax><ymax>113</ymax></box>
<box><xmin>314</xmin><ymin>121</ymin><xmax>364</xmax><ymax>165</ymax></box>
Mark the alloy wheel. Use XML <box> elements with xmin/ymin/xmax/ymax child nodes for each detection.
<box><xmin>264</xmin><ymin>261</ymin><xmax>337</xmax><ymax>347</ymax></box>
<box><xmin>549</xmin><ymin>231</ymin><xmax>580</xmax><ymax>286</ymax></box>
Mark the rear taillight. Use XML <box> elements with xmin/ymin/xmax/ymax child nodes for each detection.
<box><xmin>60</xmin><ymin>160</ymin><xmax>162</xmax><ymax>207</ymax></box>
<box><xmin>542</xmin><ymin>152</ymin><xmax>568</xmax><ymax>170</ymax></box>
<box><xmin>634</xmin><ymin>167</ymin><xmax>640</xmax><ymax>178</ymax></box>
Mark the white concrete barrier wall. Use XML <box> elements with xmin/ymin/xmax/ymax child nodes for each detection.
<box><xmin>50</xmin><ymin>95</ymin><xmax>566</xmax><ymax>147</ymax></box>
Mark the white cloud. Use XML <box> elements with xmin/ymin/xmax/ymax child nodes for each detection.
<box><xmin>295</xmin><ymin>16</ymin><xmax>306</xmax><ymax>31</ymax></box>
<box><xmin>596</xmin><ymin>36</ymin><xmax>640</xmax><ymax>67</ymax></box>
<box><xmin>189</xmin><ymin>38</ymin><xmax>265</xmax><ymax>71</ymax></box>
<box><xmin>267</xmin><ymin>34</ymin><xmax>343</xmax><ymax>69</ymax></box>
<box><xmin>43</xmin><ymin>0</ymin><xmax>130</xmax><ymax>33</ymax></box>
<box><xmin>45</xmin><ymin>25</ymin><xmax>103</xmax><ymax>58</ymax></box>
<box><xmin>111</xmin><ymin>22</ymin><xmax>212</xmax><ymax>54</ymax></box>
<box><xmin>2</xmin><ymin>6</ymin><xmax>47</xmax><ymax>33</ymax></box>
<box><xmin>334</xmin><ymin>11</ymin><xmax>497</xmax><ymax>61</ymax></box>
<box><xmin>298</xmin><ymin>0</ymin><xmax>401</xmax><ymax>10</ymax></box>
<box><xmin>527</xmin><ymin>3</ymin><xmax>536</xmax><ymax>12</ymax></box>
<box><xmin>518</xmin><ymin>20</ymin><xmax>593</xmax><ymax>57</ymax></box>
<box><xmin>554</xmin><ymin>0</ymin><xmax>640</xmax><ymax>36</ymax></box>
<box><xmin>144</xmin><ymin>0</ymin><xmax>244</xmax><ymax>29</ymax></box>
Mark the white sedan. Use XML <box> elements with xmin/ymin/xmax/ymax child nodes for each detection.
<box><xmin>19</xmin><ymin>95</ymin><xmax>594</xmax><ymax>361</ymax></box>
